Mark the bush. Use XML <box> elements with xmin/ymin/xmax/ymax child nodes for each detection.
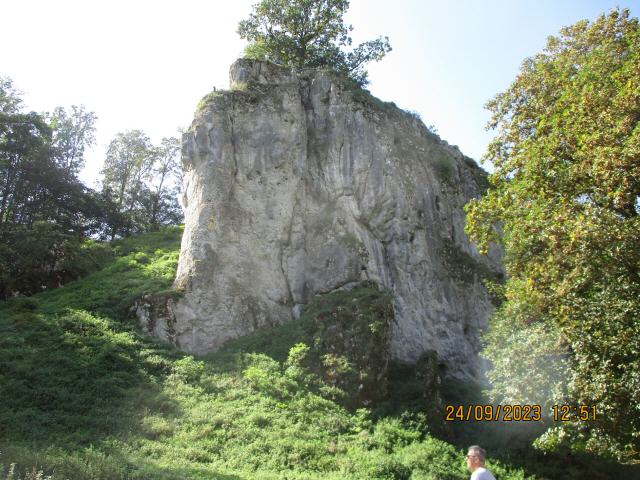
<box><xmin>243</xmin><ymin>353</ymin><xmax>297</xmax><ymax>399</ymax></box>
<box><xmin>172</xmin><ymin>356</ymin><xmax>205</xmax><ymax>383</ymax></box>
<box><xmin>431</xmin><ymin>152</ymin><xmax>455</xmax><ymax>182</ymax></box>
<box><xmin>0</xmin><ymin>223</ymin><xmax>113</xmax><ymax>299</ymax></box>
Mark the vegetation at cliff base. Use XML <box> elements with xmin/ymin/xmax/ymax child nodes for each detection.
<box><xmin>2</xmin><ymin>228</ymin><xmax>637</xmax><ymax>480</ymax></box>
<box><xmin>0</xmin><ymin>229</ymin><xmax>500</xmax><ymax>480</ymax></box>
<box><xmin>465</xmin><ymin>8</ymin><xmax>640</xmax><ymax>462</ymax></box>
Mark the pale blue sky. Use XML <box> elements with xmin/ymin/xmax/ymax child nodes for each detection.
<box><xmin>1</xmin><ymin>0</ymin><xmax>636</xmax><ymax>183</ymax></box>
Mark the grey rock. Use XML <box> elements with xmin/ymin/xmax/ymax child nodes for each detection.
<box><xmin>133</xmin><ymin>293</ymin><xmax>178</xmax><ymax>345</ymax></box>
<box><xmin>156</xmin><ymin>58</ymin><xmax>502</xmax><ymax>380</ymax></box>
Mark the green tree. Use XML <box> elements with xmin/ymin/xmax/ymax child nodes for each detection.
<box><xmin>0</xmin><ymin>106</ymin><xmax>52</xmax><ymax>229</ymax></box>
<box><xmin>100</xmin><ymin>131</ymin><xmax>182</xmax><ymax>238</ymax></box>
<box><xmin>147</xmin><ymin>137</ymin><xmax>182</xmax><ymax>231</ymax></box>
<box><xmin>238</xmin><ymin>0</ymin><xmax>391</xmax><ymax>86</ymax></box>
<box><xmin>101</xmin><ymin>130</ymin><xmax>155</xmax><ymax>238</ymax></box>
<box><xmin>49</xmin><ymin>105</ymin><xmax>97</xmax><ymax>176</ymax></box>
<box><xmin>0</xmin><ymin>77</ymin><xmax>109</xmax><ymax>297</ymax></box>
<box><xmin>465</xmin><ymin>9</ymin><xmax>640</xmax><ymax>460</ymax></box>
<box><xmin>0</xmin><ymin>77</ymin><xmax>23</xmax><ymax>113</ymax></box>
<box><xmin>1</xmin><ymin>77</ymin><xmax>101</xmax><ymax>233</ymax></box>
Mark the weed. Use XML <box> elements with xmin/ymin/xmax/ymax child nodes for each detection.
<box><xmin>196</xmin><ymin>91</ymin><xmax>224</xmax><ymax>111</ymax></box>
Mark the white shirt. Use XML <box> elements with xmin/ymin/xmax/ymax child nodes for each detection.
<box><xmin>471</xmin><ymin>467</ymin><xmax>496</xmax><ymax>480</ymax></box>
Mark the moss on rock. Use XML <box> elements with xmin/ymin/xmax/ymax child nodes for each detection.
<box><xmin>215</xmin><ymin>281</ymin><xmax>395</xmax><ymax>408</ymax></box>
<box><xmin>302</xmin><ymin>282</ymin><xmax>394</xmax><ymax>408</ymax></box>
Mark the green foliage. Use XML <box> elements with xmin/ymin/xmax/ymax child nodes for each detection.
<box><xmin>0</xmin><ymin>222</ymin><xmax>114</xmax><ymax>298</ymax></box>
<box><xmin>441</xmin><ymin>243</ymin><xmax>503</xmax><ymax>286</ymax></box>
<box><xmin>482</xmin><ymin>284</ymin><xmax>570</xmax><ymax>411</ymax></box>
<box><xmin>243</xmin><ymin>352</ymin><xmax>298</xmax><ymax>399</ymax></box>
<box><xmin>101</xmin><ymin>131</ymin><xmax>182</xmax><ymax>239</ymax></box>
<box><xmin>431</xmin><ymin>151</ymin><xmax>456</xmax><ymax>182</ymax></box>
<box><xmin>302</xmin><ymin>283</ymin><xmax>394</xmax><ymax>407</ymax></box>
<box><xmin>0</xmin><ymin>77</ymin><xmax>134</xmax><ymax>298</ymax></box>
<box><xmin>465</xmin><ymin>8</ymin><xmax>640</xmax><ymax>461</ymax></box>
<box><xmin>172</xmin><ymin>356</ymin><xmax>205</xmax><ymax>383</ymax></box>
<box><xmin>230</xmin><ymin>82</ymin><xmax>249</xmax><ymax>92</ymax></box>
<box><xmin>0</xmin><ymin>77</ymin><xmax>23</xmax><ymax>113</ymax></box>
<box><xmin>0</xmin><ymin>461</ymin><xmax>52</xmax><ymax>480</ymax></box>
<box><xmin>196</xmin><ymin>91</ymin><xmax>224</xmax><ymax>111</ymax></box>
<box><xmin>28</xmin><ymin>227</ymin><xmax>182</xmax><ymax>319</ymax></box>
<box><xmin>344</xmin><ymin>77</ymin><xmax>396</xmax><ymax>111</ymax></box>
<box><xmin>237</xmin><ymin>0</ymin><xmax>391</xmax><ymax>86</ymax></box>
<box><xmin>0</xmin><ymin>228</ymin><xmax>635</xmax><ymax>479</ymax></box>
<box><xmin>220</xmin><ymin>282</ymin><xmax>394</xmax><ymax>408</ymax></box>
<box><xmin>0</xmin><ymin>84</ymin><xmax>98</xmax><ymax>237</ymax></box>
<box><xmin>47</xmin><ymin>105</ymin><xmax>97</xmax><ymax>176</ymax></box>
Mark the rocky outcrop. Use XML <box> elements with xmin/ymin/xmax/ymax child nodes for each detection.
<box><xmin>154</xmin><ymin>59</ymin><xmax>502</xmax><ymax>380</ymax></box>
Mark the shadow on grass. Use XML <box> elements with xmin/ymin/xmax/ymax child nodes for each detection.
<box><xmin>0</xmin><ymin>443</ymin><xmax>246</xmax><ymax>480</ymax></box>
<box><xmin>0</xmin><ymin>308</ymin><xmax>181</xmax><ymax>447</ymax></box>
<box><xmin>129</xmin><ymin>463</ymin><xmax>245</xmax><ymax>480</ymax></box>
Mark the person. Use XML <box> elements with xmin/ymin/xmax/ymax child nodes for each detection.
<box><xmin>466</xmin><ymin>445</ymin><xmax>496</xmax><ymax>480</ymax></box>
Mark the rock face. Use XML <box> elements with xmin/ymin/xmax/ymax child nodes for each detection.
<box><xmin>161</xmin><ymin>59</ymin><xmax>502</xmax><ymax>380</ymax></box>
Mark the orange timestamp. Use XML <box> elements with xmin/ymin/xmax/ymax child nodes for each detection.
<box><xmin>552</xmin><ymin>404</ymin><xmax>597</xmax><ymax>421</ymax></box>
<box><xmin>445</xmin><ymin>404</ymin><xmax>542</xmax><ymax>422</ymax></box>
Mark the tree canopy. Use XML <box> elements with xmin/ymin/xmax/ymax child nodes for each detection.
<box><xmin>465</xmin><ymin>9</ymin><xmax>640</xmax><ymax>461</ymax></box>
<box><xmin>101</xmin><ymin>130</ymin><xmax>182</xmax><ymax>239</ymax></box>
<box><xmin>49</xmin><ymin>105</ymin><xmax>97</xmax><ymax>176</ymax></box>
<box><xmin>0</xmin><ymin>78</ymin><xmax>106</xmax><ymax>297</ymax></box>
<box><xmin>0</xmin><ymin>77</ymin><xmax>183</xmax><ymax>297</ymax></box>
<box><xmin>237</xmin><ymin>0</ymin><xmax>391</xmax><ymax>86</ymax></box>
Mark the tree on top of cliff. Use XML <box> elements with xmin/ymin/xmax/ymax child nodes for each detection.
<box><xmin>237</xmin><ymin>0</ymin><xmax>391</xmax><ymax>86</ymax></box>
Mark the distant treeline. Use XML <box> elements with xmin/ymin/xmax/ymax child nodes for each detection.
<box><xmin>0</xmin><ymin>77</ymin><xmax>182</xmax><ymax>299</ymax></box>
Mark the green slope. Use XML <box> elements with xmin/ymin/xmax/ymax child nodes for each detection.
<box><xmin>0</xmin><ymin>227</ymin><xmax>634</xmax><ymax>479</ymax></box>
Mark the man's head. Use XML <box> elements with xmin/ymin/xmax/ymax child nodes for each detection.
<box><xmin>466</xmin><ymin>445</ymin><xmax>486</xmax><ymax>472</ymax></box>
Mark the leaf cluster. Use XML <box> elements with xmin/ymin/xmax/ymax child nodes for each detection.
<box><xmin>237</xmin><ymin>0</ymin><xmax>391</xmax><ymax>86</ymax></box>
<box><xmin>465</xmin><ymin>8</ymin><xmax>640</xmax><ymax>461</ymax></box>
<box><xmin>100</xmin><ymin>131</ymin><xmax>182</xmax><ymax>239</ymax></box>
<box><xmin>0</xmin><ymin>77</ymin><xmax>183</xmax><ymax>299</ymax></box>
<box><xmin>0</xmin><ymin>78</ymin><xmax>110</xmax><ymax>298</ymax></box>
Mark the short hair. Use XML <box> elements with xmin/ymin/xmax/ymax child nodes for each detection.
<box><xmin>467</xmin><ymin>445</ymin><xmax>486</xmax><ymax>462</ymax></box>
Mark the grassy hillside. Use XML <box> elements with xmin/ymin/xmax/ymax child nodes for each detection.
<box><xmin>0</xmin><ymin>227</ymin><xmax>635</xmax><ymax>479</ymax></box>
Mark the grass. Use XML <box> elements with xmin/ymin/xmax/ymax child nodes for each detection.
<box><xmin>0</xmin><ymin>226</ymin><xmax>637</xmax><ymax>479</ymax></box>
<box><xmin>196</xmin><ymin>91</ymin><xmax>224</xmax><ymax>112</ymax></box>
<box><xmin>230</xmin><ymin>82</ymin><xmax>249</xmax><ymax>92</ymax></box>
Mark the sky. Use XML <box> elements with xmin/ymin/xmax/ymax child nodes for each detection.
<box><xmin>2</xmin><ymin>0</ymin><xmax>636</xmax><ymax>186</ymax></box>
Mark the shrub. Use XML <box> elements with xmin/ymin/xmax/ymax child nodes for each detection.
<box><xmin>431</xmin><ymin>152</ymin><xmax>456</xmax><ymax>183</ymax></box>
<box><xmin>172</xmin><ymin>356</ymin><xmax>205</xmax><ymax>383</ymax></box>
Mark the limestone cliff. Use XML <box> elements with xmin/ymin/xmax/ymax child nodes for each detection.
<box><xmin>144</xmin><ymin>59</ymin><xmax>502</xmax><ymax>380</ymax></box>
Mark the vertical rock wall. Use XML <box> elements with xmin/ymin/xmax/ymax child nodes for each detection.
<box><xmin>159</xmin><ymin>59</ymin><xmax>501</xmax><ymax>380</ymax></box>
